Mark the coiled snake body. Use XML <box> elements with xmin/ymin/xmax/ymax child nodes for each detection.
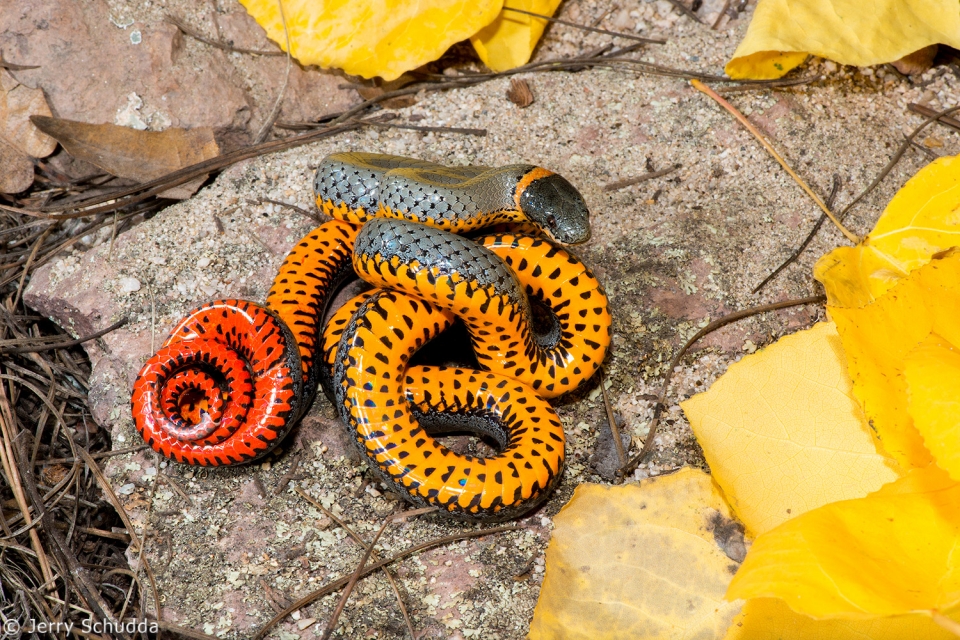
<box><xmin>132</xmin><ymin>153</ymin><xmax>611</xmax><ymax>520</ymax></box>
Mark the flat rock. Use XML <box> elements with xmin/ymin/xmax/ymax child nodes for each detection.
<box><xmin>23</xmin><ymin>3</ymin><xmax>959</xmax><ymax>637</ymax></box>
<box><xmin>1</xmin><ymin>0</ymin><xmax>356</xmax><ymax>139</ymax></box>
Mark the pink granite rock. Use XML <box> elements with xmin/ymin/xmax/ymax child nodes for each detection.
<box><xmin>0</xmin><ymin>0</ymin><xmax>357</xmax><ymax>140</ymax></box>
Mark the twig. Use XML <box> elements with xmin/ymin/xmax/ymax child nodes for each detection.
<box><xmin>716</xmin><ymin>75</ymin><xmax>821</xmax><ymax>93</ymax></box>
<box><xmin>0</xmin><ymin>317</ymin><xmax>128</xmax><ymax>354</ymax></box>
<box><xmin>261</xmin><ymin>198</ymin><xmax>323</xmax><ymax>223</ymax></box>
<box><xmin>275</xmin><ymin>117</ymin><xmax>488</xmax><ymax>137</ymax></box>
<box><xmin>691</xmin><ymin>79</ymin><xmax>860</xmax><ymax>244</ymax></box>
<box><xmin>158</xmin><ymin>473</ymin><xmax>193</xmax><ymax>506</ymax></box>
<box><xmin>0</xmin><ymin>55</ymin><xmax>40</xmax><ymax>70</ymax></box>
<box><xmin>364</xmin><ymin>121</ymin><xmax>488</xmax><ymax>137</ymax></box>
<box><xmin>603</xmin><ymin>165</ymin><xmax>680</xmax><ymax>191</ymax></box>
<box><xmin>665</xmin><ymin>0</ymin><xmax>703</xmax><ymax>23</ymax></box>
<box><xmin>254</xmin><ymin>0</ymin><xmax>292</xmax><ymax>144</ymax></box>
<box><xmin>617</xmin><ymin>295</ymin><xmax>826</xmax><ymax>477</ymax></box>
<box><xmin>107</xmin><ymin>210</ymin><xmax>119</xmax><ymax>260</ymax></box>
<box><xmin>275</xmin><ymin>451</ymin><xmax>302</xmax><ymax>495</ymax></box>
<box><xmin>753</xmin><ymin>175</ymin><xmax>841</xmax><ymax>293</ymax></box>
<box><xmin>907</xmin><ymin>103</ymin><xmax>960</xmax><ymax>132</ymax></box>
<box><xmin>711</xmin><ymin>0</ymin><xmax>731</xmax><ymax>29</ymax></box>
<box><xmin>39</xmin><ymin>444</ymin><xmax>150</xmax><ymax>466</ymax></box>
<box><xmin>164</xmin><ymin>14</ymin><xmax>284</xmax><ymax>56</ymax></box>
<box><xmin>12</xmin><ymin>225</ymin><xmax>52</xmax><ymax>309</ymax></box>
<box><xmin>0</xmin><ymin>389</ymin><xmax>55</xmax><ymax>587</ymax></box>
<box><xmin>600</xmin><ymin>372</ymin><xmax>627</xmax><ymax>468</ymax></box>
<box><xmin>149</xmin><ymin>285</ymin><xmax>156</xmax><ymax>354</ymax></box>
<box><xmin>501</xmin><ymin>6</ymin><xmax>667</xmax><ymax>44</ymax></box>
<box><xmin>252</xmin><ymin>525</ymin><xmax>520</xmax><ymax>640</ymax></box>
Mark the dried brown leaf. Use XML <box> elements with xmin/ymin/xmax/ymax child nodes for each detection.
<box><xmin>506</xmin><ymin>78</ymin><xmax>534</xmax><ymax>108</ymax></box>
<box><xmin>30</xmin><ymin>116</ymin><xmax>220</xmax><ymax>199</ymax></box>
<box><xmin>0</xmin><ymin>139</ymin><xmax>35</xmax><ymax>194</ymax></box>
<box><xmin>891</xmin><ymin>44</ymin><xmax>939</xmax><ymax>76</ymax></box>
<box><xmin>0</xmin><ymin>70</ymin><xmax>56</xmax><ymax>193</ymax></box>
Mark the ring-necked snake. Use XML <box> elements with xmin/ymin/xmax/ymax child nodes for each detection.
<box><xmin>132</xmin><ymin>152</ymin><xmax>611</xmax><ymax>520</ymax></box>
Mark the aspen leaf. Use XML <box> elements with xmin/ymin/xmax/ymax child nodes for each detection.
<box><xmin>238</xmin><ymin>0</ymin><xmax>503</xmax><ymax>81</ymax></box>
<box><xmin>727</xmin><ymin>465</ymin><xmax>960</xmax><ymax>621</ymax></box>
<box><xmin>529</xmin><ymin>468</ymin><xmax>743</xmax><ymax>640</ymax></box>
<box><xmin>470</xmin><ymin>0</ymin><xmax>562</xmax><ymax>72</ymax></box>
<box><xmin>723</xmin><ymin>597</ymin><xmax>958</xmax><ymax>640</ymax></box>
<box><xmin>31</xmin><ymin>116</ymin><xmax>220</xmax><ymax>200</ymax></box>
<box><xmin>681</xmin><ymin>322</ymin><xmax>900</xmax><ymax>537</ymax></box>
<box><xmin>815</xmin><ymin>154</ymin><xmax>960</xmax><ymax>308</ymax></box>
<box><xmin>904</xmin><ymin>335</ymin><xmax>960</xmax><ymax>482</ymax></box>
<box><xmin>824</xmin><ymin>250</ymin><xmax>960</xmax><ymax>470</ymax></box>
<box><xmin>726</xmin><ymin>0</ymin><xmax>960</xmax><ymax>79</ymax></box>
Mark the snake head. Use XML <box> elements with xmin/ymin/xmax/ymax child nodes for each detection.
<box><xmin>519</xmin><ymin>173</ymin><xmax>591</xmax><ymax>244</ymax></box>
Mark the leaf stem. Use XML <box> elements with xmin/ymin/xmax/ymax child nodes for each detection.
<box><xmin>690</xmin><ymin>78</ymin><xmax>860</xmax><ymax>245</ymax></box>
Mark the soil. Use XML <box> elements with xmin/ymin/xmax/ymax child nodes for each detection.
<box><xmin>19</xmin><ymin>0</ymin><xmax>960</xmax><ymax>638</ymax></box>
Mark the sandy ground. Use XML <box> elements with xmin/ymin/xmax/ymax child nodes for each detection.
<box><xmin>22</xmin><ymin>0</ymin><xmax>960</xmax><ymax>638</ymax></box>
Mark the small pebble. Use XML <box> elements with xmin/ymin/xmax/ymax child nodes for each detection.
<box><xmin>297</xmin><ymin>618</ymin><xmax>317</xmax><ymax>631</ymax></box>
<box><xmin>197</xmin><ymin>256</ymin><xmax>212</xmax><ymax>268</ymax></box>
<box><xmin>119</xmin><ymin>276</ymin><xmax>141</xmax><ymax>292</ymax></box>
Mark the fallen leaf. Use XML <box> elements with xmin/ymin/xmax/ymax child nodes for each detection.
<box><xmin>529</xmin><ymin>468</ymin><xmax>744</xmax><ymax>640</ymax></box>
<box><xmin>904</xmin><ymin>335</ymin><xmax>960</xmax><ymax>481</ymax></box>
<box><xmin>31</xmin><ymin>116</ymin><xmax>220</xmax><ymax>199</ymax></box>
<box><xmin>814</xmin><ymin>155</ymin><xmax>960</xmax><ymax>470</ymax></box>
<box><xmin>723</xmin><ymin>597</ymin><xmax>958</xmax><ymax>640</ymax></box>
<box><xmin>824</xmin><ymin>248</ymin><xmax>960</xmax><ymax>470</ymax></box>
<box><xmin>0</xmin><ymin>70</ymin><xmax>56</xmax><ymax>193</ymax></box>
<box><xmin>239</xmin><ymin>0</ymin><xmax>503</xmax><ymax>81</ymax></box>
<box><xmin>726</xmin><ymin>0</ymin><xmax>960</xmax><ymax>79</ymax></box>
<box><xmin>681</xmin><ymin>322</ymin><xmax>901</xmax><ymax>536</ymax></box>
<box><xmin>891</xmin><ymin>44</ymin><xmax>938</xmax><ymax>75</ymax></box>
<box><xmin>815</xmin><ymin>154</ymin><xmax>960</xmax><ymax>308</ymax></box>
<box><xmin>505</xmin><ymin>77</ymin><xmax>534</xmax><ymax>107</ymax></box>
<box><xmin>471</xmin><ymin>0</ymin><xmax>562</xmax><ymax>72</ymax></box>
<box><xmin>727</xmin><ymin>465</ymin><xmax>960</xmax><ymax>621</ymax></box>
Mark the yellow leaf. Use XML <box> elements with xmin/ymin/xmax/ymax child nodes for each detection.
<box><xmin>813</xmin><ymin>155</ymin><xmax>960</xmax><ymax>470</ymax></box>
<box><xmin>239</xmin><ymin>0</ymin><xmax>503</xmax><ymax>81</ymax></box>
<box><xmin>727</xmin><ymin>465</ymin><xmax>960</xmax><ymax>619</ymax></box>
<box><xmin>681</xmin><ymin>322</ymin><xmax>901</xmax><ymax>537</ymax></box>
<box><xmin>470</xmin><ymin>0</ymin><xmax>561</xmax><ymax>72</ymax></box>
<box><xmin>905</xmin><ymin>335</ymin><xmax>960</xmax><ymax>482</ymax></box>
<box><xmin>529</xmin><ymin>468</ymin><xmax>743</xmax><ymax>640</ymax></box>
<box><xmin>825</xmin><ymin>250</ymin><xmax>960</xmax><ymax>470</ymax></box>
<box><xmin>815</xmin><ymin>154</ymin><xmax>960</xmax><ymax>308</ymax></box>
<box><xmin>723</xmin><ymin>598</ymin><xmax>958</xmax><ymax>640</ymax></box>
<box><xmin>825</xmin><ymin>273</ymin><xmax>933</xmax><ymax>470</ymax></box>
<box><xmin>726</xmin><ymin>0</ymin><xmax>960</xmax><ymax>79</ymax></box>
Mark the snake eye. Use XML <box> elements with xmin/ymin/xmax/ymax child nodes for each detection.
<box><xmin>547</xmin><ymin>214</ymin><xmax>557</xmax><ymax>228</ymax></box>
